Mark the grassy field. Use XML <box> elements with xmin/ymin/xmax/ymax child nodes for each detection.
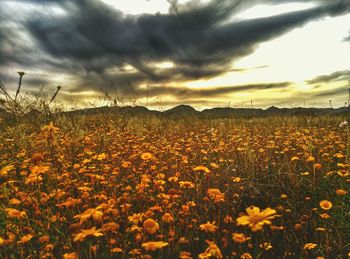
<box><xmin>0</xmin><ymin>113</ymin><xmax>349</xmax><ymax>258</ymax></box>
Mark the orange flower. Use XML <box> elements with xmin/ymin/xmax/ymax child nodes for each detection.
<box><xmin>111</xmin><ymin>247</ymin><xmax>123</xmax><ymax>253</ymax></box>
<box><xmin>236</xmin><ymin>206</ymin><xmax>277</xmax><ymax>232</ymax></box>
<box><xmin>199</xmin><ymin>221</ymin><xmax>217</xmax><ymax>233</ymax></box>
<box><xmin>101</xmin><ymin>222</ymin><xmax>120</xmax><ymax>232</ymax></box>
<box><xmin>143</xmin><ymin>218</ymin><xmax>160</xmax><ymax>234</ymax></box>
<box><xmin>306</xmin><ymin>156</ymin><xmax>315</xmax><ymax>162</ymax></box>
<box><xmin>313</xmin><ymin>163</ymin><xmax>322</xmax><ymax>169</ymax></box>
<box><xmin>141</xmin><ymin>152</ymin><xmax>153</xmax><ymax>160</ymax></box>
<box><xmin>31</xmin><ymin>152</ymin><xmax>44</xmax><ymax>163</ymax></box>
<box><xmin>73</xmin><ymin>227</ymin><xmax>103</xmax><ymax>242</ymax></box>
<box><xmin>141</xmin><ymin>241</ymin><xmax>169</xmax><ymax>251</ymax></box>
<box><xmin>162</xmin><ymin>213</ymin><xmax>174</xmax><ymax>224</ymax></box>
<box><xmin>232</xmin><ymin>233</ymin><xmax>250</xmax><ymax>244</ymax></box>
<box><xmin>63</xmin><ymin>252</ymin><xmax>79</xmax><ymax>259</ymax></box>
<box><xmin>9</xmin><ymin>199</ymin><xmax>20</xmax><ymax>206</ymax></box>
<box><xmin>179</xmin><ymin>251</ymin><xmax>193</xmax><ymax>259</ymax></box>
<box><xmin>336</xmin><ymin>189</ymin><xmax>347</xmax><ymax>195</ymax></box>
<box><xmin>18</xmin><ymin>234</ymin><xmax>33</xmax><ymax>244</ymax></box>
<box><xmin>41</xmin><ymin>122</ymin><xmax>59</xmax><ymax>134</ymax></box>
<box><xmin>5</xmin><ymin>208</ymin><xmax>27</xmax><ymax>219</ymax></box>
<box><xmin>240</xmin><ymin>253</ymin><xmax>253</xmax><ymax>259</ymax></box>
<box><xmin>303</xmin><ymin>243</ymin><xmax>317</xmax><ymax>250</ymax></box>
<box><xmin>319</xmin><ymin>200</ymin><xmax>332</xmax><ymax>210</ymax></box>
<box><xmin>207</xmin><ymin>189</ymin><xmax>225</xmax><ymax>203</ymax></box>
<box><xmin>320</xmin><ymin>213</ymin><xmax>330</xmax><ymax>219</ymax></box>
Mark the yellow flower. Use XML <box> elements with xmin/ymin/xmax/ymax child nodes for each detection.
<box><xmin>179</xmin><ymin>251</ymin><xmax>192</xmax><ymax>259</ymax></box>
<box><xmin>236</xmin><ymin>206</ymin><xmax>277</xmax><ymax>232</ymax></box>
<box><xmin>179</xmin><ymin>181</ymin><xmax>195</xmax><ymax>189</ymax></box>
<box><xmin>141</xmin><ymin>241</ymin><xmax>169</xmax><ymax>251</ymax></box>
<box><xmin>232</xmin><ymin>177</ymin><xmax>241</xmax><ymax>183</ymax></box>
<box><xmin>193</xmin><ymin>165</ymin><xmax>210</xmax><ymax>174</ymax></box>
<box><xmin>232</xmin><ymin>233</ymin><xmax>250</xmax><ymax>244</ymax></box>
<box><xmin>128</xmin><ymin>225</ymin><xmax>143</xmax><ymax>233</ymax></box>
<box><xmin>210</xmin><ymin>163</ymin><xmax>219</xmax><ymax>169</ymax></box>
<box><xmin>73</xmin><ymin>208</ymin><xmax>103</xmax><ymax>224</ymax></box>
<box><xmin>280</xmin><ymin>194</ymin><xmax>288</xmax><ymax>199</ymax></box>
<box><xmin>199</xmin><ymin>241</ymin><xmax>222</xmax><ymax>258</ymax></box>
<box><xmin>199</xmin><ymin>221</ymin><xmax>217</xmax><ymax>233</ymax></box>
<box><xmin>25</xmin><ymin>173</ymin><xmax>43</xmax><ymax>184</ymax></box>
<box><xmin>73</xmin><ymin>227</ymin><xmax>103</xmax><ymax>242</ymax></box>
<box><xmin>260</xmin><ymin>242</ymin><xmax>272</xmax><ymax>250</ymax></box>
<box><xmin>141</xmin><ymin>152</ymin><xmax>153</xmax><ymax>160</ymax></box>
<box><xmin>319</xmin><ymin>200</ymin><xmax>332</xmax><ymax>210</ymax></box>
<box><xmin>143</xmin><ymin>218</ymin><xmax>160</xmax><ymax>234</ymax></box>
<box><xmin>303</xmin><ymin>243</ymin><xmax>317</xmax><ymax>250</ymax></box>
<box><xmin>31</xmin><ymin>165</ymin><xmax>49</xmax><ymax>174</ymax></box>
<box><xmin>306</xmin><ymin>156</ymin><xmax>315</xmax><ymax>162</ymax></box>
<box><xmin>0</xmin><ymin>164</ymin><xmax>15</xmax><ymax>178</ymax></box>
<box><xmin>128</xmin><ymin>213</ymin><xmax>144</xmax><ymax>225</ymax></box>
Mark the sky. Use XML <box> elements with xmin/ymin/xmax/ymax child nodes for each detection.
<box><xmin>0</xmin><ymin>0</ymin><xmax>350</xmax><ymax>110</ymax></box>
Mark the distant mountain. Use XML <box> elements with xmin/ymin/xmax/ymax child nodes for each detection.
<box><xmin>44</xmin><ymin>105</ymin><xmax>350</xmax><ymax>118</ymax></box>
<box><xmin>63</xmin><ymin>105</ymin><xmax>161</xmax><ymax>116</ymax></box>
<box><xmin>164</xmin><ymin>105</ymin><xmax>199</xmax><ymax>116</ymax></box>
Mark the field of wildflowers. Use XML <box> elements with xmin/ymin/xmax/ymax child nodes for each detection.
<box><xmin>0</xmin><ymin>113</ymin><xmax>349</xmax><ymax>258</ymax></box>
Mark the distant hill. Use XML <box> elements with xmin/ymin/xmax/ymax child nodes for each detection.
<box><xmin>163</xmin><ymin>104</ymin><xmax>199</xmax><ymax>117</ymax></box>
<box><xmin>60</xmin><ymin>105</ymin><xmax>349</xmax><ymax>118</ymax></box>
<box><xmin>0</xmin><ymin>104</ymin><xmax>339</xmax><ymax>121</ymax></box>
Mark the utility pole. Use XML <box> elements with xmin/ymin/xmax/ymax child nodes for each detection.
<box><xmin>329</xmin><ymin>99</ymin><xmax>332</xmax><ymax>109</ymax></box>
<box><xmin>348</xmin><ymin>86</ymin><xmax>350</xmax><ymax>108</ymax></box>
<box><xmin>251</xmin><ymin>100</ymin><xmax>253</xmax><ymax>109</ymax></box>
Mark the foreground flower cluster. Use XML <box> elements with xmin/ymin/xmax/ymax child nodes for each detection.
<box><xmin>0</xmin><ymin>114</ymin><xmax>349</xmax><ymax>258</ymax></box>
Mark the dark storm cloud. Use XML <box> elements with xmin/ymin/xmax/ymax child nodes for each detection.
<box><xmin>131</xmin><ymin>82</ymin><xmax>291</xmax><ymax>99</ymax></box>
<box><xmin>0</xmin><ymin>0</ymin><xmax>349</xmax><ymax>97</ymax></box>
<box><xmin>306</xmin><ymin>70</ymin><xmax>350</xmax><ymax>85</ymax></box>
<box><xmin>312</xmin><ymin>87</ymin><xmax>349</xmax><ymax>98</ymax></box>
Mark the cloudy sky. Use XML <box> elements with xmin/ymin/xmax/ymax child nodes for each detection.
<box><xmin>0</xmin><ymin>0</ymin><xmax>350</xmax><ymax>110</ymax></box>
